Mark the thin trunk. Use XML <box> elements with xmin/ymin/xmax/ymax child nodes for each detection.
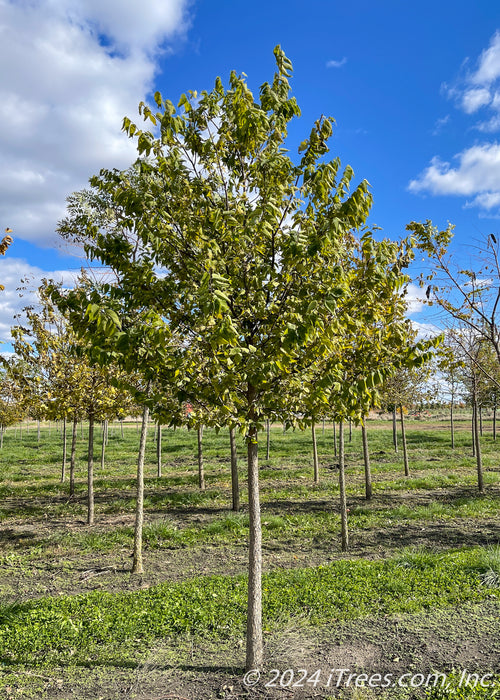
<box><xmin>246</xmin><ymin>420</ymin><xmax>263</xmax><ymax>670</ymax></box>
<box><xmin>197</xmin><ymin>425</ymin><xmax>205</xmax><ymax>490</ymax></box>
<box><xmin>479</xmin><ymin>405</ymin><xmax>483</xmax><ymax>437</ymax></box>
<box><xmin>392</xmin><ymin>407</ymin><xmax>398</xmax><ymax>453</ymax></box>
<box><xmin>229</xmin><ymin>427</ymin><xmax>239</xmax><ymax>512</ymax></box>
<box><xmin>132</xmin><ymin>401</ymin><xmax>150</xmax><ymax>574</ymax></box>
<box><xmin>399</xmin><ymin>404</ymin><xmax>409</xmax><ymax>477</ymax></box>
<box><xmin>348</xmin><ymin>418</ymin><xmax>352</xmax><ymax>442</ymax></box>
<box><xmin>37</xmin><ymin>419</ymin><xmax>40</xmax><ymax>444</ymax></box>
<box><xmin>471</xmin><ymin>406</ymin><xmax>476</xmax><ymax>457</ymax></box>
<box><xmin>87</xmin><ymin>415</ymin><xmax>94</xmax><ymax>526</ymax></box>
<box><xmin>157</xmin><ymin>422</ymin><xmax>162</xmax><ymax>478</ymax></box>
<box><xmin>312</xmin><ymin>421</ymin><xmax>319</xmax><ymax>484</ymax></box>
<box><xmin>333</xmin><ymin>420</ymin><xmax>337</xmax><ymax>457</ymax></box>
<box><xmin>121</xmin><ymin>420</ymin><xmax>124</xmax><ymax>439</ymax></box>
<box><xmin>322</xmin><ymin>418</ymin><xmax>325</xmax><ymax>435</ymax></box>
<box><xmin>473</xmin><ymin>393</ymin><xmax>484</xmax><ymax>493</ymax></box>
<box><xmin>494</xmin><ymin>401</ymin><xmax>497</xmax><ymax>441</ymax></box>
<box><xmin>61</xmin><ymin>417</ymin><xmax>67</xmax><ymax>483</ymax></box>
<box><xmin>0</xmin><ymin>426</ymin><xmax>4</xmax><ymax>449</ymax></box>
<box><xmin>69</xmin><ymin>416</ymin><xmax>77</xmax><ymax>497</ymax></box>
<box><xmin>81</xmin><ymin>420</ymin><xmax>84</xmax><ymax>439</ymax></box>
<box><xmin>266</xmin><ymin>419</ymin><xmax>270</xmax><ymax>461</ymax></box>
<box><xmin>450</xmin><ymin>399</ymin><xmax>455</xmax><ymax>449</ymax></box>
<box><xmin>361</xmin><ymin>421</ymin><xmax>372</xmax><ymax>500</ymax></box>
<box><xmin>100</xmin><ymin>419</ymin><xmax>108</xmax><ymax>471</ymax></box>
<box><xmin>338</xmin><ymin>420</ymin><xmax>348</xmax><ymax>552</ymax></box>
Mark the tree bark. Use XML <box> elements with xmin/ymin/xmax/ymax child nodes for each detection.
<box><xmin>399</xmin><ymin>404</ymin><xmax>409</xmax><ymax>477</ymax></box>
<box><xmin>338</xmin><ymin>420</ymin><xmax>348</xmax><ymax>552</ymax></box>
<box><xmin>361</xmin><ymin>421</ymin><xmax>372</xmax><ymax>500</ymax></box>
<box><xmin>471</xmin><ymin>405</ymin><xmax>476</xmax><ymax>457</ymax></box>
<box><xmin>266</xmin><ymin>419</ymin><xmax>270</xmax><ymax>461</ymax></box>
<box><xmin>61</xmin><ymin>416</ymin><xmax>67</xmax><ymax>483</ymax></box>
<box><xmin>246</xmin><ymin>384</ymin><xmax>263</xmax><ymax>670</ymax></box>
<box><xmin>333</xmin><ymin>420</ymin><xmax>337</xmax><ymax>457</ymax></box>
<box><xmin>132</xmin><ymin>401</ymin><xmax>150</xmax><ymax>574</ymax></box>
<box><xmin>312</xmin><ymin>421</ymin><xmax>319</xmax><ymax>484</ymax></box>
<box><xmin>348</xmin><ymin>418</ymin><xmax>352</xmax><ymax>442</ymax></box>
<box><xmin>392</xmin><ymin>407</ymin><xmax>398</xmax><ymax>453</ymax></box>
<box><xmin>69</xmin><ymin>416</ymin><xmax>77</xmax><ymax>498</ymax></box>
<box><xmin>197</xmin><ymin>425</ymin><xmax>205</xmax><ymax>490</ymax></box>
<box><xmin>473</xmin><ymin>394</ymin><xmax>484</xmax><ymax>493</ymax></box>
<box><xmin>494</xmin><ymin>401</ymin><xmax>497</xmax><ymax>441</ymax></box>
<box><xmin>157</xmin><ymin>422</ymin><xmax>162</xmax><ymax>478</ymax></box>
<box><xmin>479</xmin><ymin>405</ymin><xmax>483</xmax><ymax>437</ymax></box>
<box><xmin>450</xmin><ymin>399</ymin><xmax>455</xmax><ymax>449</ymax></box>
<box><xmin>229</xmin><ymin>427</ymin><xmax>239</xmax><ymax>512</ymax></box>
<box><xmin>87</xmin><ymin>414</ymin><xmax>94</xmax><ymax>526</ymax></box>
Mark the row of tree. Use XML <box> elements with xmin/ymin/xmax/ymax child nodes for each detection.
<box><xmin>4</xmin><ymin>47</ymin><xmax>500</xmax><ymax>671</ymax></box>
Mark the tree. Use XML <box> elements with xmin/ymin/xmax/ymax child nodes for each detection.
<box><xmin>54</xmin><ymin>47</ymin><xmax>431</xmax><ymax>669</ymax></box>
<box><xmin>410</xmin><ymin>221</ymin><xmax>500</xmax><ymax>387</ymax></box>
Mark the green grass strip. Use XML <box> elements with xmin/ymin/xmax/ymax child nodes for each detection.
<box><xmin>0</xmin><ymin>548</ymin><xmax>498</xmax><ymax>668</ymax></box>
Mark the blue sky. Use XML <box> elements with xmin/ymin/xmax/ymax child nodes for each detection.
<box><xmin>1</xmin><ymin>0</ymin><xmax>500</xmax><ymax>344</ymax></box>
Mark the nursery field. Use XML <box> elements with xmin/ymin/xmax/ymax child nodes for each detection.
<box><xmin>0</xmin><ymin>417</ymin><xmax>499</xmax><ymax>699</ymax></box>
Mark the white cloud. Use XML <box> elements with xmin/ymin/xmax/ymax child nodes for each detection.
<box><xmin>432</xmin><ymin>115</ymin><xmax>450</xmax><ymax>135</ymax></box>
<box><xmin>409</xmin><ymin>143</ymin><xmax>500</xmax><ymax>195</ymax></box>
<box><xmin>404</xmin><ymin>283</ymin><xmax>425</xmax><ymax>314</ymax></box>
<box><xmin>409</xmin><ymin>143</ymin><xmax>500</xmax><ymax>212</ymax></box>
<box><xmin>0</xmin><ymin>257</ymin><xmax>81</xmax><ymax>344</ymax></box>
<box><xmin>461</xmin><ymin>87</ymin><xmax>491</xmax><ymax>113</ymax></box>
<box><xmin>326</xmin><ymin>57</ymin><xmax>347</xmax><ymax>68</ymax></box>
<box><xmin>0</xmin><ymin>0</ymin><xmax>191</xmax><ymax>247</ymax></box>
<box><xmin>470</xmin><ymin>30</ymin><xmax>500</xmax><ymax>85</ymax></box>
<box><xmin>411</xmin><ymin>31</ymin><xmax>500</xmax><ymax>215</ymax></box>
<box><xmin>410</xmin><ymin>320</ymin><xmax>441</xmax><ymax>340</ymax></box>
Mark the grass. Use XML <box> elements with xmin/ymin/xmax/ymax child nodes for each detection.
<box><xmin>0</xmin><ymin>416</ymin><xmax>499</xmax><ymax>697</ymax></box>
<box><xmin>0</xmin><ymin>548</ymin><xmax>498</xmax><ymax>668</ymax></box>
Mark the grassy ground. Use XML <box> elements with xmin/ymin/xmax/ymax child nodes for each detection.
<box><xmin>0</xmin><ymin>416</ymin><xmax>499</xmax><ymax>699</ymax></box>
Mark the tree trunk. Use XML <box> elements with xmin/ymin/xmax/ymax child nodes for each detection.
<box><xmin>229</xmin><ymin>427</ymin><xmax>239</xmax><ymax>512</ymax></box>
<box><xmin>266</xmin><ymin>419</ymin><xmax>270</xmax><ymax>461</ymax></box>
<box><xmin>312</xmin><ymin>421</ymin><xmax>319</xmax><ymax>484</ymax></box>
<box><xmin>246</xmin><ymin>421</ymin><xmax>263</xmax><ymax>670</ymax></box>
<box><xmin>0</xmin><ymin>426</ymin><xmax>4</xmax><ymax>449</ymax></box>
<box><xmin>479</xmin><ymin>405</ymin><xmax>483</xmax><ymax>436</ymax></box>
<box><xmin>157</xmin><ymin>422</ymin><xmax>162</xmax><ymax>478</ymax></box>
<box><xmin>392</xmin><ymin>407</ymin><xmax>398</xmax><ymax>453</ymax></box>
<box><xmin>87</xmin><ymin>415</ymin><xmax>94</xmax><ymax>526</ymax></box>
<box><xmin>61</xmin><ymin>416</ymin><xmax>67</xmax><ymax>483</ymax></box>
<box><xmin>361</xmin><ymin>421</ymin><xmax>372</xmax><ymax>500</ymax></box>
<box><xmin>494</xmin><ymin>401</ymin><xmax>497</xmax><ymax>441</ymax></box>
<box><xmin>399</xmin><ymin>404</ymin><xmax>409</xmax><ymax>477</ymax></box>
<box><xmin>471</xmin><ymin>405</ymin><xmax>476</xmax><ymax>457</ymax></box>
<box><xmin>132</xmin><ymin>401</ymin><xmax>150</xmax><ymax>574</ymax></box>
<box><xmin>333</xmin><ymin>420</ymin><xmax>337</xmax><ymax>457</ymax></box>
<box><xmin>450</xmin><ymin>399</ymin><xmax>455</xmax><ymax>449</ymax></box>
<box><xmin>69</xmin><ymin>416</ymin><xmax>77</xmax><ymax>497</ymax></box>
<box><xmin>197</xmin><ymin>425</ymin><xmax>205</xmax><ymax>490</ymax></box>
<box><xmin>121</xmin><ymin>420</ymin><xmax>124</xmax><ymax>439</ymax></box>
<box><xmin>322</xmin><ymin>418</ymin><xmax>325</xmax><ymax>435</ymax></box>
<box><xmin>348</xmin><ymin>418</ymin><xmax>352</xmax><ymax>442</ymax></box>
<box><xmin>473</xmin><ymin>394</ymin><xmax>484</xmax><ymax>493</ymax></box>
<box><xmin>37</xmin><ymin>419</ymin><xmax>40</xmax><ymax>445</ymax></box>
<box><xmin>338</xmin><ymin>420</ymin><xmax>348</xmax><ymax>552</ymax></box>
